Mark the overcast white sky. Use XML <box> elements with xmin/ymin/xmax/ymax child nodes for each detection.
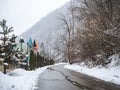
<box><xmin>0</xmin><ymin>0</ymin><xmax>70</xmax><ymax>35</ymax></box>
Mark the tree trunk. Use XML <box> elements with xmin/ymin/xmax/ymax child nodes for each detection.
<box><xmin>4</xmin><ymin>65</ymin><xmax>6</xmax><ymax>74</ymax></box>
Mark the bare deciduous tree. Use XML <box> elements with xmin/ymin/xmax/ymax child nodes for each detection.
<box><xmin>73</xmin><ymin>0</ymin><xmax>120</xmax><ymax>67</ymax></box>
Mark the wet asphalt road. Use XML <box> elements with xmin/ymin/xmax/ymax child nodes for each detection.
<box><xmin>35</xmin><ymin>64</ymin><xmax>120</xmax><ymax>90</ymax></box>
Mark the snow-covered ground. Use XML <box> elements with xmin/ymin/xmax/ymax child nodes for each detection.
<box><xmin>0</xmin><ymin>66</ymin><xmax>48</xmax><ymax>90</ymax></box>
<box><xmin>65</xmin><ymin>64</ymin><xmax>120</xmax><ymax>85</ymax></box>
<box><xmin>0</xmin><ymin>56</ymin><xmax>120</xmax><ymax>90</ymax></box>
<box><xmin>64</xmin><ymin>54</ymin><xmax>120</xmax><ymax>85</ymax></box>
<box><xmin>0</xmin><ymin>63</ymin><xmax>66</xmax><ymax>90</ymax></box>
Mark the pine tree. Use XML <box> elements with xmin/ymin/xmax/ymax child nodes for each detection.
<box><xmin>0</xmin><ymin>19</ymin><xmax>17</xmax><ymax>74</ymax></box>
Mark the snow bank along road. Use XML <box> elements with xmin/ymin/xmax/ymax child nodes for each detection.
<box><xmin>35</xmin><ymin>64</ymin><xmax>120</xmax><ymax>90</ymax></box>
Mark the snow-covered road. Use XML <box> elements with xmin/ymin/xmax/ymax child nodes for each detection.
<box><xmin>0</xmin><ymin>63</ymin><xmax>120</xmax><ymax>90</ymax></box>
<box><xmin>35</xmin><ymin>64</ymin><xmax>120</xmax><ymax>90</ymax></box>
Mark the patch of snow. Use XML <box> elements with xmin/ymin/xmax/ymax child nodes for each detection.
<box><xmin>107</xmin><ymin>54</ymin><xmax>120</xmax><ymax>68</ymax></box>
<box><xmin>3</xmin><ymin>63</ymin><xmax>8</xmax><ymax>66</ymax></box>
<box><xmin>7</xmin><ymin>69</ymin><xmax>28</xmax><ymax>76</ymax></box>
<box><xmin>54</xmin><ymin>62</ymin><xmax>67</xmax><ymax>66</ymax></box>
<box><xmin>0</xmin><ymin>66</ymin><xmax>48</xmax><ymax>90</ymax></box>
<box><xmin>64</xmin><ymin>63</ymin><xmax>120</xmax><ymax>85</ymax></box>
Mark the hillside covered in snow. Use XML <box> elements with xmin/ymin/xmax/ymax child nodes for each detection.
<box><xmin>18</xmin><ymin>3</ymin><xmax>69</xmax><ymax>55</ymax></box>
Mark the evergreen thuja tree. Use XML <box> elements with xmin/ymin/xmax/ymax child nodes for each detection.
<box><xmin>36</xmin><ymin>52</ymin><xmax>40</xmax><ymax>68</ymax></box>
<box><xmin>33</xmin><ymin>53</ymin><xmax>37</xmax><ymax>69</ymax></box>
<box><xmin>29</xmin><ymin>49</ymin><xmax>55</xmax><ymax>70</ymax></box>
<box><xmin>29</xmin><ymin>50</ymin><xmax>34</xmax><ymax>70</ymax></box>
<box><xmin>39</xmin><ymin>55</ymin><xmax>43</xmax><ymax>67</ymax></box>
